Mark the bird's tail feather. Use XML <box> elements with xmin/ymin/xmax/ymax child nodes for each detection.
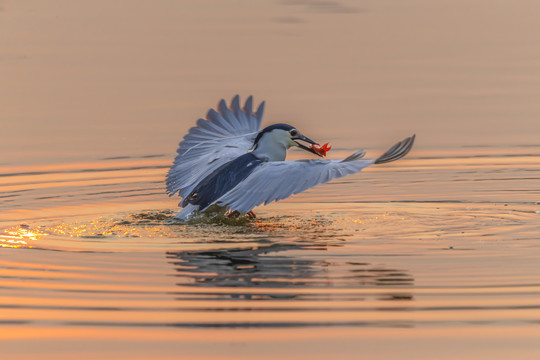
<box><xmin>375</xmin><ymin>134</ymin><xmax>415</xmax><ymax>164</ymax></box>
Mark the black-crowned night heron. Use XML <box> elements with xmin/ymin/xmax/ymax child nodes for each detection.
<box><xmin>167</xmin><ymin>95</ymin><xmax>415</xmax><ymax>220</ymax></box>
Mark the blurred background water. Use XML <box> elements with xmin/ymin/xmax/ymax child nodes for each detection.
<box><xmin>2</xmin><ymin>0</ymin><xmax>540</xmax><ymax>164</ymax></box>
<box><xmin>1</xmin><ymin>1</ymin><xmax>540</xmax><ymax>359</ymax></box>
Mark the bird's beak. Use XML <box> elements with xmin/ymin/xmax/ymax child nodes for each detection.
<box><xmin>292</xmin><ymin>134</ymin><xmax>322</xmax><ymax>157</ymax></box>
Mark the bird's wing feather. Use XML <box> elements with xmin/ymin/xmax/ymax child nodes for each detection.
<box><xmin>212</xmin><ymin>157</ymin><xmax>375</xmax><ymax>213</ymax></box>
<box><xmin>213</xmin><ymin>134</ymin><xmax>415</xmax><ymax>213</ymax></box>
<box><xmin>166</xmin><ymin>95</ymin><xmax>264</xmax><ymax>199</ymax></box>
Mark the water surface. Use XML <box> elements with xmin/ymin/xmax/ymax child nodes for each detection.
<box><xmin>1</xmin><ymin>147</ymin><xmax>539</xmax><ymax>359</ymax></box>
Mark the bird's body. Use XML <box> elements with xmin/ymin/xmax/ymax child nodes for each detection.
<box><xmin>167</xmin><ymin>96</ymin><xmax>415</xmax><ymax>220</ymax></box>
<box><xmin>183</xmin><ymin>153</ymin><xmax>262</xmax><ymax>210</ymax></box>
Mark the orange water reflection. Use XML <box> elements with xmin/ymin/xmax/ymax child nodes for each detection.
<box><xmin>0</xmin><ymin>225</ymin><xmax>46</xmax><ymax>249</ymax></box>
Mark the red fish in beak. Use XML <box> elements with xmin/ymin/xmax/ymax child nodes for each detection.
<box><xmin>311</xmin><ymin>143</ymin><xmax>332</xmax><ymax>157</ymax></box>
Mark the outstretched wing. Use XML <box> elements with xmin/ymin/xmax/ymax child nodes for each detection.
<box><xmin>212</xmin><ymin>135</ymin><xmax>415</xmax><ymax>213</ymax></box>
<box><xmin>167</xmin><ymin>95</ymin><xmax>264</xmax><ymax>199</ymax></box>
<box><xmin>213</xmin><ymin>157</ymin><xmax>374</xmax><ymax>213</ymax></box>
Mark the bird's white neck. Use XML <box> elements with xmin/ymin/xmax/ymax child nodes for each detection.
<box><xmin>251</xmin><ymin>131</ymin><xmax>292</xmax><ymax>161</ymax></box>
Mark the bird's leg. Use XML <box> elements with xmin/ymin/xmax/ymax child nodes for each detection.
<box><xmin>225</xmin><ymin>209</ymin><xmax>240</xmax><ymax>217</ymax></box>
<box><xmin>225</xmin><ymin>209</ymin><xmax>256</xmax><ymax>218</ymax></box>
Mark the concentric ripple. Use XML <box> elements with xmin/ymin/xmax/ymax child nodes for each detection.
<box><xmin>1</xmin><ymin>148</ymin><xmax>540</xmax><ymax>353</ymax></box>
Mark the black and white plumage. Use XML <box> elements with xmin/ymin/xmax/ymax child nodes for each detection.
<box><xmin>167</xmin><ymin>95</ymin><xmax>415</xmax><ymax>220</ymax></box>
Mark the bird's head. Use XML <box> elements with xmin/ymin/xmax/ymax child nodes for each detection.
<box><xmin>252</xmin><ymin>123</ymin><xmax>322</xmax><ymax>157</ymax></box>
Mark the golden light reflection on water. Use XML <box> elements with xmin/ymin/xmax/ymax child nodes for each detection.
<box><xmin>0</xmin><ymin>212</ymin><xmax>184</xmax><ymax>250</ymax></box>
<box><xmin>47</xmin><ymin>218</ymin><xmax>180</xmax><ymax>239</ymax></box>
<box><xmin>0</xmin><ymin>225</ymin><xmax>46</xmax><ymax>249</ymax></box>
<box><xmin>0</xmin><ymin>210</ymin><xmax>377</xmax><ymax>252</ymax></box>
<box><xmin>252</xmin><ymin>216</ymin><xmax>330</xmax><ymax>233</ymax></box>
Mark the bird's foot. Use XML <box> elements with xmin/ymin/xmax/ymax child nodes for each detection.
<box><xmin>224</xmin><ymin>210</ymin><xmax>256</xmax><ymax>219</ymax></box>
<box><xmin>225</xmin><ymin>210</ymin><xmax>241</xmax><ymax>218</ymax></box>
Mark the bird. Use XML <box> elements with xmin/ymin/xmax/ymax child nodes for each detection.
<box><xmin>167</xmin><ymin>95</ymin><xmax>415</xmax><ymax>220</ymax></box>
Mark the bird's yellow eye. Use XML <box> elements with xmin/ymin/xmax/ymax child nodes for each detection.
<box><xmin>290</xmin><ymin>129</ymin><xmax>298</xmax><ymax>137</ymax></box>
